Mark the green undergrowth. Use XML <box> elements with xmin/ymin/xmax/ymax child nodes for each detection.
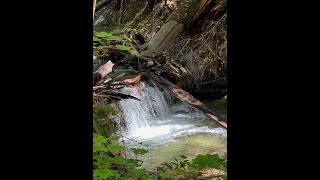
<box><xmin>93</xmin><ymin>32</ymin><xmax>132</xmax><ymax>59</ymax></box>
<box><xmin>93</xmin><ymin>132</ymin><xmax>227</xmax><ymax>180</ymax></box>
<box><xmin>93</xmin><ymin>31</ymin><xmax>227</xmax><ymax>178</ymax></box>
<box><xmin>93</xmin><ymin>105</ymin><xmax>119</xmax><ymax>137</ymax></box>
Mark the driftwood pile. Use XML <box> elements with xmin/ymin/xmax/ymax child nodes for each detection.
<box><xmin>93</xmin><ymin>60</ymin><xmax>142</xmax><ymax>105</ymax></box>
<box><xmin>92</xmin><ymin>0</ymin><xmax>227</xmax><ymax>129</ymax></box>
<box><xmin>92</xmin><ymin>59</ymin><xmax>227</xmax><ymax>129</ymax></box>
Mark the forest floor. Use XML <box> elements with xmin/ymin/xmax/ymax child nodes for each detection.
<box><xmin>94</xmin><ymin>0</ymin><xmax>227</xmax><ymax>99</ymax></box>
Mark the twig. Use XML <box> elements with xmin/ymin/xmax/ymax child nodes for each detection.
<box><xmin>93</xmin><ymin>0</ymin><xmax>97</xmax><ymax>19</ymax></box>
<box><xmin>118</xmin><ymin>0</ymin><xmax>123</xmax><ymax>25</ymax></box>
<box><xmin>178</xmin><ymin>38</ymin><xmax>191</xmax><ymax>55</ymax></box>
<box><xmin>113</xmin><ymin>132</ymin><xmax>145</xmax><ymax>145</ymax></box>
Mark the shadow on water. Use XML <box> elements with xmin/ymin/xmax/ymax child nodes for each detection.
<box><xmin>201</xmin><ymin>99</ymin><xmax>227</xmax><ymax>121</ymax></box>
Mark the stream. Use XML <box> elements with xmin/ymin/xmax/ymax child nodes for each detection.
<box><xmin>117</xmin><ymin>80</ymin><xmax>227</xmax><ymax>170</ymax></box>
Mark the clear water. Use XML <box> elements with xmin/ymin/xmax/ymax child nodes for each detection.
<box><xmin>118</xmin><ymin>81</ymin><xmax>227</xmax><ymax>170</ymax></box>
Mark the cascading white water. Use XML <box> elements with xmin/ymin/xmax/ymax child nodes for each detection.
<box><xmin>119</xmin><ymin>81</ymin><xmax>170</xmax><ymax>136</ymax></box>
<box><xmin>119</xmin><ymin>80</ymin><xmax>226</xmax><ymax>140</ymax></box>
<box><xmin>119</xmin><ymin>80</ymin><xmax>227</xmax><ymax>169</ymax></box>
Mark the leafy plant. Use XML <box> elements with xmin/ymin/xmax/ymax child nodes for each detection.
<box><xmin>93</xmin><ymin>133</ymin><xmax>154</xmax><ymax>180</ymax></box>
<box><xmin>95</xmin><ymin>32</ymin><xmax>123</xmax><ymax>41</ymax></box>
<box><xmin>159</xmin><ymin>172</ymin><xmax>171</xmax><ymax>179</ymax></box>
<box><xmin>157</xmin><ymin>154</ymin><xmax>227</xmax><ymax>179</ymax></box>
<box><xmin>189</xmin><ymin>154</ymin><xmax>227</xmax><ymax>170</ymax></box>
<box><xmin>115</xmin><ymin>44</ymin><xmax>131</xmax><ymax>51</ymax></box>
<box><xmin>93</xmin><ymin>32</ymin><xmax>132</xmax><ymax>59</ymax></box>
<box><xmin>93</xmin><ymin>105</ymin><xmax>118</xmax><ymax>138</ymax></box>
<box><xmin>93</xmin><ymin>133</ymin><xmax>122</xmax><ymax>179</ymax></box>
<box><xmin>92</xmin><ymin>91</ymin><xmax>227</xmax><ymax>180</ymax></box>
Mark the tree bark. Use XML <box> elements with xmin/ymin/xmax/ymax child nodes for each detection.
<box><xmin>95</xmin><ymin>0</ymin><xmax>114</xmax><ymax>12</ymax></box>
<box><xmin>142</xmin><ymin>0</ymin><xmax>212</xmax><ymax>57</ymax></box>
<box><xmin>149</xmin><ymin>72</ymin><xmax>227</xmax><ymax>129</ymax></box>
<box><xmin>206</xmin><ymin>0</ymin><xmax>227</xmax><ymax>20</ymax></box>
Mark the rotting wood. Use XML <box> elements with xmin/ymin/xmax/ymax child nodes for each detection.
<box><xmin>149</xmin><ymin>72</ymin><xmax>227</xmax><ymax>129</ymax></box>
<box><xmin>142</xmin><ymin>20</ymin><xmax>184</xmax><ymax>57</ymax></box>
<box><xmin>93</xmin><ymin>61</ymin><xmax>142</xmax><ymax>103</ymax></box>
<box><xmin>93</xmin><ymin>60</ymin><xmax>114</xmax><ymax>86</ymax></box>
<box><xmin>142</xmin><ymin>0</ymin><xmax>213</xmax><ymax>57</ymax></box>
<box><xmin>206</xmin><ymin>0</ymin><xmax>227</xmax><ymax>20</ymax></box>
<box><xmin>95</xmin><ymin>0</ymin><xmax>114</xmax><ymax>12</ymax></box>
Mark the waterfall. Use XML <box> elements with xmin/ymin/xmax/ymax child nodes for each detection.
<box><xmin>119</xmin><ymin>80</ymin><xmax>170</xmax><ymax>136</ymax></box>
<box><xmin>119</xmin><ymin>79</ymin><xmax>226</xmax><ymax>141</ymax></box>
<box><xmin>118</xmin><ymin>80</ymin><xmax>227</xmax><ymax>169</ymax></box>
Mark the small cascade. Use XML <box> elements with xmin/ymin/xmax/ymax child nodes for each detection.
<box><xmin>118</xmin><ymin>79</ymin><xmax>227</xmax><ymax>169</ymax></box>
<box><xmin>119</xmin><ymin>79</ymin><xmax>226</xmax><ymax>140</ymax></box>
<box><xmin>119</xmin><ymin>80</ymin><xmax>170</xmax><ymax>135</ymax></box>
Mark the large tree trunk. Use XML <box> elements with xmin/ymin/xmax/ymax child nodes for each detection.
<box><xmin>149</xmin><ymin>72</ymin><xmax>227</xmax><ymax>129</ymax></box>
<box><xmin>143</xmin><ymin>0</ymin><xmax>213</xmax><ymax>57</ymax></box>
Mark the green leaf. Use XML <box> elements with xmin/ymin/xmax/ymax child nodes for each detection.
<box><xmin>93</xmin><ymin>37</ymin><xmax>101</xmax><ymax>42</ymax></box>
<box><xmin>127</xmin><ymin>158</ymin><xmax>136</xmax><ymax>164</ymax></box>
<box><xmin>175</xmin><ymin>168</ymin><xmax>184</xmax><ymax>174</ymax></box>
<box><xmin>181</xmin><ymin>155</ymin><xmax>187</xmax><ymax>159</ymax></box>
<box><xmin>141</xmin><ymin>177</ymin><xmax>156</xmax><ymax>180</ymax></box>
<box><xmin>131</xmin><ymin>169</ymin><xmax>150</xmax><ymax>179</ymax></box>
<box><xmin>93</xmin><ymin>133</ymin><xmax>99</xmax><ymax>138</ymax></box>
<box><xmin>93</xmin><ymin>144</ymin><xmax>107</xmax><ymax>153</ymax></box>
<box><xmin>131</xmin><ymin>148</ymin><xmax>148</xmax><ymax>155</ymax></box>
<box><xmin>93</xmin><ymin>176</ymin><xmax>101</xmax><ymax>180</ymax></box>
<box><xmin>159</xmin><ymin>172</ymin><xmax>171</xmax><ymax>179</ymax></box>
<box><xmin>104</xmin><ymin>35</ymin><xmax>123</xmax><ymax>41</ymax></box>
<box><xmin>109</xmin><ymin>136</ymin><xmax>120</xmax><ymax>142</ymax></box>
<box><xmin>115</xmin><ymin>45</ymin><xmax>131</xmax><ymax>51</ymax></box>
<box><xmin>127</xmin><ymin>177</ymin><xmax>136</xmax><ymax>180</ymax></box>
<box><xmin>95</xmin><ymin>32</ymin><xmax>112</xmax><ymax>38</ymax></box>
<box><xmin>190</xmin><ymin>154</ymin><xmax>226</xmax><ymax>170</ymax></box>
<box><xmin>94</xmin><ymin>134</ymin><xmax>108</xmax><ymax>143</ymax></box>
<box><xmin>97</xmin><ymin>46</ymin><xmax>107</xmax><ymax>50</ymax></box>
<box><xmin>100</xmin><ymin>158</ymin><xmax>111</xmax><ymax>166</ymax></box>
<box><xmin>223</xmin><ymin>175</ymin><xmax>227</xmax><ymax>180</ymax></box>
<box><xmin>93</xmin><ymin>169</ymin><xmax>113</xmax><ymax>179</ymax></box>
<box><xmin>107</xmin><ymin>144</ymin><xmax>124</xmax><ymax>153</ymax></box>
<box><xmin>110</xmin><ymin>170</ymin><xmax>121</xmax><ymax>178</ymax></box>
<box><xmin>162</xmin><ymin>162</ymin><xmax>172</xmax><ymax>170</ymax></box>
<box><xmin>112</xmin><ymin>156</ymin><xmax>126</xmax><ymax>164</ymax></box>
<box><xmin>180</xmin><ymin>161</ymin><xmax>186</xmax><ymax>168</ymax></box>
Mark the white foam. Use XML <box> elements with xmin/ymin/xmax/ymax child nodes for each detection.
<box><xmin>119</xmin><ymin>80</ymin><xmax>227</xmax><ymax>146</ymax></box>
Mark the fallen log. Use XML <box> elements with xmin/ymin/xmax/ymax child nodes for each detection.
<box><xmin>206</xmin><ymin>0</ymin><xmax>227</xmax><ymax>20</ymax></box>
<box><xmin>95</xmin><ymin>0</ymin><xmax>114</xmax><ymax>12</ymax></box>
<box><xmin>93</xmin><ymin>61</ymin><xmax>141</xmax><ymax>104</ymax></box>
<box><xmin>149</xmin><ymin>72</ymin><xmax>227</xmax><ymax>129</ymax></box>
<box><xmin>142</xmin><ymin>0</ymin><xmax>213</xmax><ymax>57</ymax></box>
